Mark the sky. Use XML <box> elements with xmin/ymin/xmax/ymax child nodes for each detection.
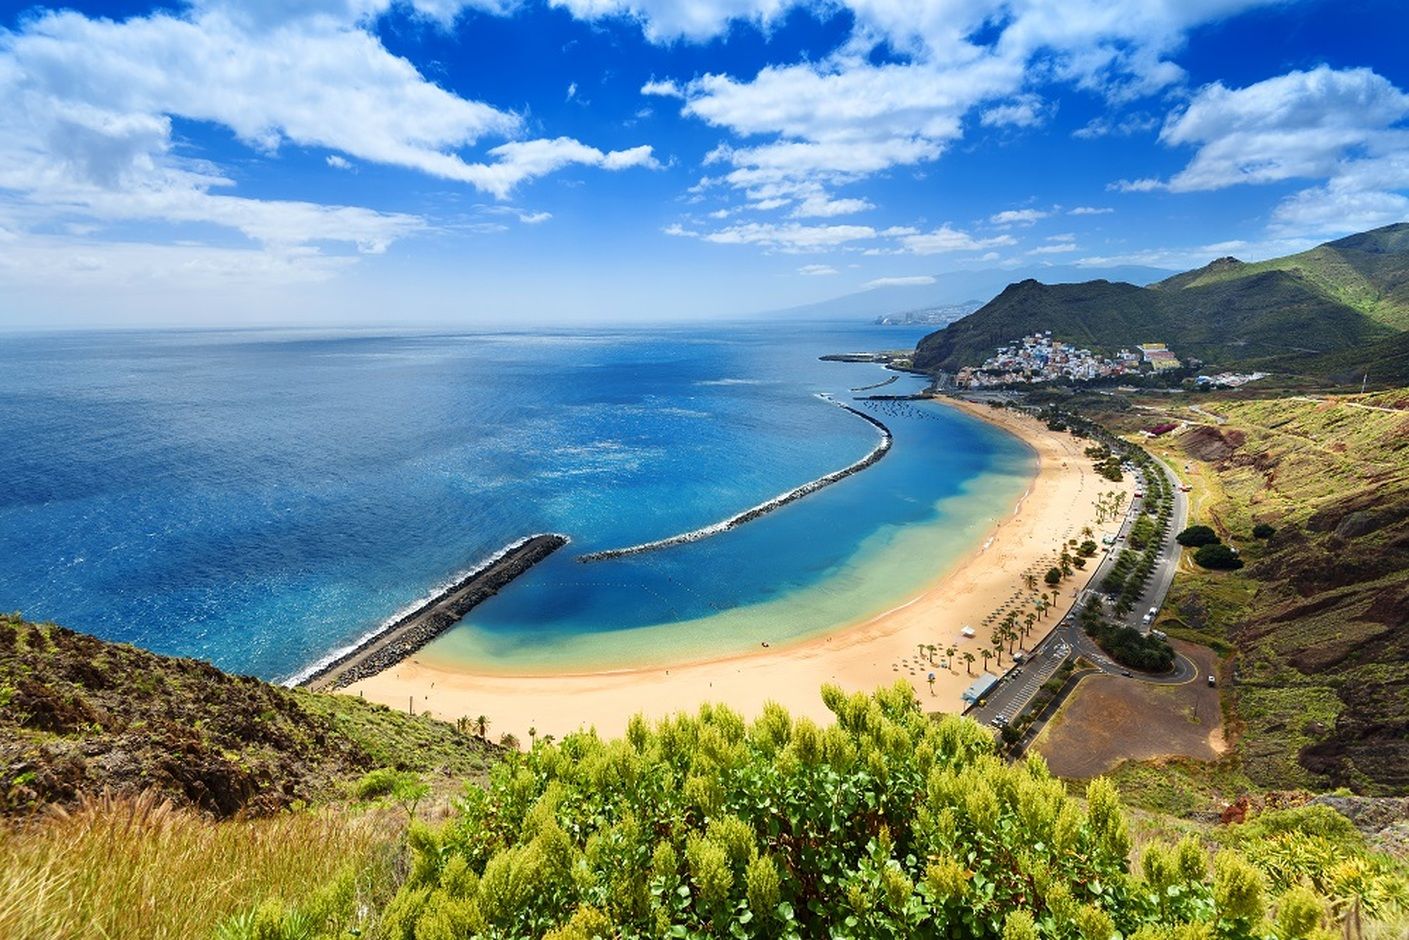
<box><xmin>1</xmin><ymin>0</ymin><xmax>1407</xmax><ymax>327</ymax></box>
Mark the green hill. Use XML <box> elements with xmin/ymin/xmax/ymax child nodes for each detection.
<box><xmin>913</xmin><ymin>223</ymin><xmax>1409</xmax><ymax>376</ymax></box>
<box><xmin>1158</xmin><ymin>225</ymin><xmax>1409</xmax><ymax>330</ymax></box>
<box><xmin>0</xmin><ymin>614</ymin><xmax>497</xmax><ymax>817</ymax></box>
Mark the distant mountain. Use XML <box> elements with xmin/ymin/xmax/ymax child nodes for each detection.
<box><xmin>767</xmin><ymin>264</ymin><xmax>1176</xmax><ymax>321</ymax></box>
<box><xmin>913</xmin><ymin>223</ymin><xmax>1409</xmax><ymax>377</ymax></box>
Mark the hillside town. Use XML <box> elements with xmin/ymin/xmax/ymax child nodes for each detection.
<box><xmin>953</xmin><ymin>331</ymin><xmax>1150</xmax><ymax>387</ymax></box>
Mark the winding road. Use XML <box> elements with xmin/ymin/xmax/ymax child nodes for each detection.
<box><xmin>967</xmin><ymin>449</ymin><xmax>1196</xmax><ymax>733</ymax></box>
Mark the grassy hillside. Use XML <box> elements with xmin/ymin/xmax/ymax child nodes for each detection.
<box><xmin>913</xmin><ymin>223</ymin><xmax>1409</xmax><ymax>377</ymax></box>
<box><xmin>0</xmin><ymin>614</ymin><xmax>497</xmax><ymax>817</ymax></box>
<box><xmin>2</xmin><ymin>641</ymin><xmax>1406</xmax><ymax>936</ymax></box>
<box><xmin>1160</xmin><ymin>226</ymin><xmax>1409</xmax><ymax>330</ymax></box>
<box><xmin>1126</xmin><ymin>394</ymin><xmax>1409</xmax><ymax>795</ymax></box>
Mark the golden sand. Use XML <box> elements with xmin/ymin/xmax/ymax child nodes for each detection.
<box><xmin>346</xmin><ymin>399</ymin><xmax>1132</xmax><ymax>742</ymax></box>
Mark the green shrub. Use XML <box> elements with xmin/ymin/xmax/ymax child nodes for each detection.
<box><xmin>1252</xmin><ymin>523</ymin><xmax>1276</xmax><ymax>539</ymax></box>
<box><xmin>1176</xmin><ymin>525</ymin><xmax>1221</xmax><ymax>548</ymax></box>
<box><xmin>364</xmin><ymin>685</ymin><xmax>1398</xmax><ymax>938</ymax></box>
<box><xmin>1195</xmin><ymin>543</ymin><xmax>1245</xmax><ymax>570</ymax></box>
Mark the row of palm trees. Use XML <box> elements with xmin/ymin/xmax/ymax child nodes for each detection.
<box><xmin>922</xmin><ymin>525</ymin><xmax>1102</xmax><ymax>694</ymax></box>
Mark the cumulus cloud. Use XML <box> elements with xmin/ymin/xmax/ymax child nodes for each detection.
<box><xmin>1069</xmin><ymin>205</ymin><xmax>1114</xmax><ymax>215</ymax></box>
<box><xmin>1106</xmin><ymin>65</ymin><xmax>1409</xmax><ymax>240</ymax></box>
<box><xmin>797</xmin><ymin>263</ymin><xmax>837</xmax><ymax>275</ymax></box>
<box><xmin>1159</xmin><ymin>66</ymin><xmax>1409</xmax><ymax>193</ymax></box>
<box><xmin>0</xmin><ymin>0</ymin><xmax>657</xmax><ymax>290</ymax></box>
<box><xmin>990</xmin><ymin>208</ymin><xmax>1048</xmax><ymax>226</ymax></box>
<box><xmin>898</xmin><ymin>225</ymin><xmax>1016</xmax><ymax>255</ymax></box>
<box><xmin>629</xmin><ymin>0</ymin><xmax>1278</xmax><ymax>245</ymax></box>
<box><xmin>678</xmin><ymin>220</ymin><xmax>880</xmax><ymax>252</ymax></box>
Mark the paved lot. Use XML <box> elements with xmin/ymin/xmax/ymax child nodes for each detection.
<box><xmin>1034</xmin><ymin>641</ymin><xmax>1224</xmax><ymax>778</ymax></box>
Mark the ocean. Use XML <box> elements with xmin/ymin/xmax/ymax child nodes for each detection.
<box><xmin>0</xmin><ymin>324</ymin><xmax>1034</xmax><ymax>680</ymax></box>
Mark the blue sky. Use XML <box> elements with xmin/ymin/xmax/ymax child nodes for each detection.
<box><xmin>2</xmin><ymin>0</ymin><xmax>1407</xmax><ymax>326</ymax></box>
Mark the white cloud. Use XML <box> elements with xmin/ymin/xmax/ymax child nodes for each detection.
<box><xmin>640</xmin><ymin>78</ymin><xmax>684</xmax><ymax>98</ymax></box>
<box><xmin>1270</xmin><ymin>185</ymin><xmax>1409</xmax><ymax>238</ymax></box>
<box><xmin>1109</xmin><ymin>177</ymin><xmax>1164</xmax><ymax>192</ymax></box>
<box><xmin>1028</xmin><ymin>242</ymin><xmax>1078</xmax><ymax>254</ymax></box>
<box><xmin>865</xmin><ymin>275</ymin><xmax>935</xmax><ymax>288</ymax></box>
<box><xmin>790</xmin><ymin>192</ymin><xmax>874</xmax><ymax>218</ymax></box>
<box><xmin>980</xmin><ymin>94</ymin><xmax>1048</xmax><ymax>129</ymax></box>
<box><xmin>632</xmin><ymin>1</ymin><xmax>1278</xmax><ymax>248</ymax></box>
<box><xmin>1159</xmin><ymin>66</ymin><xmax>1409</xmax><ymax>193</ymax></box>
<box><xmin>455</xmin><ymin>139</ymin><xmax>661</xmax><ymax>199</ymax></box>
<box><xmin>990</xmin><ymin>208</ymin><xmax>1048</xmax><ymax>226</ymax></box>
<box><xmin>0</xmin><ymin>0</ymin><xmax>657</xmax><ymax>292</ymax></box>
<box><xmin>797</xmin><ymin>263</ymin><xmax>837</xmax><ymax>275</ymax></box>
<box><xmin>1069</xmin><ymin>205</ymin><xmax>1114</xmax><ymax>215</ymax></box>
<box><xmin>694</xmin><ymin>221</ymin><xmax>879</xmax><ymax>252</ymax></box>
<box><xmin>518</xmin><ymin>210</ymin><xmax>553</xmax><ymax>224</ymax></box>
<box><xmin>898</xmin><ymin>225</ymin><xmax>1016</xmax><ymax>255</ymax></box>
<box><xmin>1104</xmin><ymin>65</ymin><xmax>1409</xmax><ymax>240</ymax></box>
<box><xmin>1072</xmin><ymin>113</ymin><xmax>1158</xmax><ymax>139</ymax></box>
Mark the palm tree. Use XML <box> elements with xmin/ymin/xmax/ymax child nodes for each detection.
<box><xmin>916</xmin><ymin>642</ymin><xmax>926</xmax><ymax>660</ymax></box>
<box><xmin>1024</xmin><ymin>612</ymin><xmax>1036</xmax><ymax>636</ymax></box>
<box><xmin>927</xmin><ymin>673</ymin><xmax>936</xmax><ymax>696</ymax></box>
<box><xmin>989</xmin><ymin>630</ymin><xmax>1003</xmax><ymax>665</ymax></box>
<box><xmin>926</xmin><ymin>644</ymin><xmax>937</xmax><ymax>665</ymax></box>
<box><xmin>1024</xmin><ymin>572</ymin><xmax>1038</xmax><ymax>591</ymax></box>
<box><xmin>474</xmin><ymin>715</ymin><xmax>490</xmax><ymax>740</ymax></box>
<box><xmin>980</xmin><ymin>649</ymin><xmax>993</xmax><ymax>672</ymax></box>
<box><xmin>1082</xmin><ymin>525</ymin><xmax>1094</xmax><ymax>539</ymax></box>
<box><xmin>946</xmin><ymin>645</ymin><xmax>958</xmax><ymax>672</ymax></box>
<box><xmin>498</xmin><ymin>732</ymin><xmax>519</xmax><ymax>750</ymax></box>
<box><xmin>962</xmin><ymin>651</ymin><xmax>976</xmax><ymax>676</ymax></box>
<box><xmin>528</xmin><ymin>726</ymin><xmax>537</xmax><ymax>745</ymax></box>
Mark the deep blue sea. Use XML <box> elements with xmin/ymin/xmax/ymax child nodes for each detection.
<box><xmin>0</xmin><ymin>324</ymin><xmax>1033</xmax><ymax>680</ymax></box>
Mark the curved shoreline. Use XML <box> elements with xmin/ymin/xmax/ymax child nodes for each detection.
<box><xmin>578</xmin><ymin>397</ymin><xmax>891</xmax><ymax>563</ymax></box>
<box><xmin>346</xmin><ymin>399</ymin><xmax>1132</xmax><ymax>743</ymax></box>
<box><xmin>292</xmin><ymin>533</ymin><xmax>568</xmax><ymax>691</ymax></box>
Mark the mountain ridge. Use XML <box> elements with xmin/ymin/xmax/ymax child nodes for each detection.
<box><xmin>912</xmin><ymin>223</ymin><xmax>1409</xmax><ymax>378</ymax></box>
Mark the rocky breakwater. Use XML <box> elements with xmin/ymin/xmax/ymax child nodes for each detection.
<box><xmin>296</xmin><ymin>534</ymin><xmax>568</xmax><ymax>691</ymax></box>
<box><xmin>579</xmin><ymin>398</ymin><xmax>892</xmax><ymax>563</ymax></box>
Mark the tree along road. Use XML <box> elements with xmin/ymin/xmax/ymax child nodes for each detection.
<box><xmin>967</xmin><ymin>453</ymin><xmax>1196</xmax><ymax>734</ymax></box>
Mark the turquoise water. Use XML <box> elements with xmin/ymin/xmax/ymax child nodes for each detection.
<box><xmin>0</xmin><ymin>324</ymin><xmax>1033</xmax><ymax>680</ymax></box>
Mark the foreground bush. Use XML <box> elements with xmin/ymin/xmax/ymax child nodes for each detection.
<box><xmin>375</xmin><ymin>683</ymin><xmax>1397</xmax><ymax>938</ymax></box>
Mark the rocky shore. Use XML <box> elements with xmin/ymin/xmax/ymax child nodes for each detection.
<box><xmin>579</xmin><ymin>399</ymin><xmax>891</xmax><ymax>563</ymax></box>
<box><xmin>297</xmin><ymin>534</ymin><xmax>568</xmax><ymax>691</ymax></box>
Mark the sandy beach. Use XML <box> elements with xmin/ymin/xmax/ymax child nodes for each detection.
<box><xmin>345</xmin><ymin>398</ymin><xmax>1132</xmax><ymax>742</ymax></box>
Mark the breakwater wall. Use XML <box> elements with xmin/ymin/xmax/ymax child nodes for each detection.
<box><xmin>850</xmin><ymin>375</ymin><xmax>899</xmax><ymax>392</ymax></box>
<box><xmin>579</xmin><ymin>398</ymin><xmax>892</xmax><ymax>563</ymax></box>
<box><xmin>293</xmin><ymin>533</ymin><xmax>568</xmax><ymax>691</ymax></box>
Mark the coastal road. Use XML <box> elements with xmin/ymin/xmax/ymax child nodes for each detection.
<box><xmin>967</xmin><ymin>451</ymin><xmax>1195</xmax><ymax>733</ymax></box>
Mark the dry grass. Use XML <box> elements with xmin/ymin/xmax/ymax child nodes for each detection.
<box><xmin>0</xmin><ymin>791</ymin><xmax>402</xmax><ymax>940</ymax></box>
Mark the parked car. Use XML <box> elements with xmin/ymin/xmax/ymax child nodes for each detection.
<box><xmin>1207</xmin><ymin>675</ymin><xmax>1216</xmax><ymax>687</ymax></box>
